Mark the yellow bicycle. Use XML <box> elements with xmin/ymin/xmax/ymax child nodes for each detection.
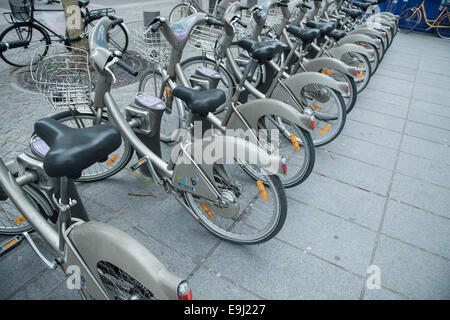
<box><xmin>399</xmin><ymin>0</ymin><xmax>450</xmax><ymax>39</ymax></box>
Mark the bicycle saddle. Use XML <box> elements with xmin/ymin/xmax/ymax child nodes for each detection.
<box><xmin>305</xmin><ymin>21</ymin><xmax>335</xmax><ymax>37</ymax></box>
<box><xmin>78</xmin><ymin>0</ymin><xmax>90</xmax><ymax>8</ymax></box>
<box><xmin>361</xmin><ymin>0</ymin><xmax>379</xmax><ymax>5</ymax></box>
<box><xmin>352</xmin><ymin>2</ymin><xmax>371</xmax><ymax>10</ymax></box>
<box><xmin>342</xmin><ymin>8</ymin><xmax>363</xmax><ymax>19</ymax></box>
<box><xmin>286</xmin><ymin>26</ymin><xmax>321</xmax><ymax>43</ymax></box>
<box><xmin>34</xmin><ymin>118</ymin><xmax>122</xmax><ymax>179</ymax></box>
<box><xmin>172</xmin><ymin>86</ymin><xmax>226</xmax><ymax>117</ymax></box>
<box><xmin>329</xmin><ymin>29</ymin><xmax>346</xmax><ymax>41</ymax></box>
<box><xmin>237</xmin><ymin>39</ymin><xmax>288</xmax><ymax>61</ymax></box>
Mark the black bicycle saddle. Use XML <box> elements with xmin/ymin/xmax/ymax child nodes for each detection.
<box><xmin>305</xmin><ymin>20</ymin><xmax>336</xmax><ymax>37</ymax></box>
<box><xmin>237</xmin><ymin>38</ymin><xmax>288</xmax><ymax>61</ymax></box>
<box><xmin>286</xmin><ymin>26</ymin><xmax>321</xmax><ymax>43</ymax></box>
<box><xmin>172</xmin><ymin>86</ymin><xmax>226</xmax><ymax>117</ymax></box>
<box><xmin>342</xmin><ymin>8</ymin><xmax>364</xmax><ymax>19</ymax></box>
<box><xmin>34</xmin><ymin>118</ymin><xmax>122</xmax><ymax>179</ymax></box>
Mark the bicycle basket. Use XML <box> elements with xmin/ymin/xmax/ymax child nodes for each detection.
<box><xmin>9</xmin><ymin>0</ymin><xmax>33</xmax><ymax>22</ymax></box>
<box><xmin>265</xmin><ymin>7</ymin><xmax>283</xmax><ymax>32</ymax></box>
<box><xmin>130</xmin><ymin>26</ymin><xmax>171</xmax><ymax>66</ymax></box>
<box><xmin>188</xmin><ymin>25</ymin><xmax>224</xmax><ymax>54</ymax></box>
<box><xmin>31</xmin><ymin>45</ymin><xmax>92</xmax><ymax>111</ymax></box>
<box><xmin>234</xmin><ymin>11</ymin><xmax>257</xmax><ymax>40</ymax></box>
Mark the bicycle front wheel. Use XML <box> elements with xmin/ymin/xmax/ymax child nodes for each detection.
<box><xmin>0</xmin><ymin>22</ymin><xmax>51</xmax><ymax>67</ymax></box>
<box><xmin>184</xmin><ymin>162</ymin><xmax>287</xmax><ymax>245</ymax></box>
<box><xmin>436</xmin><ymin>13</ymin><xmax>450</xmax><ymax>39</ymax></box>
<box><xmin>169</xmin><ymin>3</ymin><xmax>197</xmax><ymax>23</ymax></box>
<box><xmin>341</xmin><ymin>52</ymin><xmax>371</xmax><ymax>93</ymax></box>
<box><xmin>85</xmin><ymin>17</ymin><xmax>129</xmax><ymax>53</ymax></box>
<box><xmin>303</xmin><ymin>86</ymin><xmax>347</xmax><ymax>147</ymax></box>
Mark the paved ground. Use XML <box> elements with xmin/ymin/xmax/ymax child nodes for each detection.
<box><xmin>1</xmin><ymin>1</ymin><xmax>450</xmax><ymax>300</ymax></box>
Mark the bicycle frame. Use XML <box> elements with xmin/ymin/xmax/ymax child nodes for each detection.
<box><xmin>0</xmin><ymin>153</ymin><xmax>183</xmax><ymax>299</ymax></box>
<box><xmin>412</xmin><ymin>1</ymin><xmax>449</xmax><ymax>28</ymax></box>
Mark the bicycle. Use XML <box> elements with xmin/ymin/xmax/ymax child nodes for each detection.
<box><xmin>136</xmin><ymin>12</ymin><xmax>317</xmax><ymax>188</ymax></box>
<box><xmin>0</xmin><ymin>40</ymin><xmax>192</xmax><ymax>300</ymax></box>
<box><xmin>87</xmin><ymin>17</ymin><xmax>289</xmax><ymax>244</ymax></box>
<box><xmin>0</xmin><ymin>0</ymin><xmax>129</xmax><ymax>67</ymax></box>
<box><xmin>168</xmin><ymin>0</ymin><xmax>238</xmax><ymax>23</ymax></box>
<box><xmin>399</xmin><ymin>0</ymin><xmax>450</xmax><ymax>39</ymax></box>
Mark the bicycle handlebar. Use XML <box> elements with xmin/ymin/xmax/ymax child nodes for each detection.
<box><xmin>206</xmin><ymin>17</ymin><xmax>225</xmax><ymax>27</ymax></box>
<box><xmin>0</xmin><ymin>40</ymin><xmax>29</xmax><ymax>53</ymax></box>
<box><xmin>115</xmin><ymin>58</ymin><xmax>138</xmax><ymax>77</ymax></box>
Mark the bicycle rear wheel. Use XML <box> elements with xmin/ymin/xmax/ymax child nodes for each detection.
<box><xmin>436</xmin><ymin>13</ymin><xmax>450</xmax><ymax>39</ymax></box>
<box><xmin>399</xmin><ymin>5</ymin><xmax>421</xmax><ymax>33</ymax></box>
<box><xmin>0</xmin><ymin>22</ymin><xmax>51</xmax><ymax>67</ymax></box>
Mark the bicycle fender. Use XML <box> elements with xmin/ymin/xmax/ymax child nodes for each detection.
<box><xmin>172</xmin><ymin>135</ymin><xmax>284</xmax><ymax>198</ymax></box>
<box><xmin>340</xmin><ymin>33</ymin><xmax>381</xmax><ymax>49</ymax></box>
<box><xmin>302</xmin><ymin>57</ymin><xmax>356</xmax><ymax>77</ymax></box>
<box><xmin>328</xmin><ymin>43</ymin><xmax>375</xmax><ymax>62</ymax></box>
<box><xmin>349</xmin><ymin>27</ymin><xmax>385</xmax><ymax>39</ymax></box>
<box><xmin>226</xmin><ymin>98</ymin><xmax>313</xmax><ymax>133</ymax></box>
<box><xmin>67</xmin><ymin>221</ymin><xmax>182</xmax><ymax>300</ymax></box>
<box><xmin>272</xmin><ymin>71</ymin><xmax>348</xmax><ymax>102</ymax></box>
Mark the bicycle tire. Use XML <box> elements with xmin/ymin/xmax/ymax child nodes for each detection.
<box><xmin>436</xmin><ymin>13</ymin><xmax>450</xmax><ymax>39</ymax></box>
<box><xmin>184</xmin><ymin>172</ymin><xmax>287</xmax><ymax>245</ymax></box>
<box><xmin>0</xmin><ymin>22</ymin><xmax>51</xmax><ymax>67</ymax></box>
<box><xmin>0</xmin><ymin>185</ymin><xmax>53</xmax><ymax>235</ymax></box>
<box><xmin>31</xmin><ymin>110</ymin><xmax>134</xmax><ymax>182</ymax></box>
<box><xmin>399</xmin><ymin>5</ymin><xmax>421</xmax><ymax>33</ymax></box>
<box><xmin>169</xmin><ymin>3</ymin><xmax>197</xmax><ymax>24</ymax></box>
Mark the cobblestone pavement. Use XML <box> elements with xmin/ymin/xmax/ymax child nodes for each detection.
<box><xmin>1</xmin><ymin>1</ymin><xmax>450</xmax><ymax>300</ymax></box>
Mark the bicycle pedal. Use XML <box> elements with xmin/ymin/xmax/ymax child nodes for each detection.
<box><xmin>0</xmin><ymin>235</ymin><xmax>24</xmax><ymax>257</ymax></box>
<box><xmin>22</xmin><ymin>232</ymin><xmax>58</xmax><ymax>270</ymax></box>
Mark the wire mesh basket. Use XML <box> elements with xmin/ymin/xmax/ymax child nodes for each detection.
<box><xmin>234</xmin><ymin>12</ymin><xmax>257</xmax><ymax>40</ymax></box>
<box><xmin>31</xmin><ymin>45</ymin><xmax>92</xmax><ymax>111</ymax></box>
<box><xmin>188</xmin><ymin>25</ymin><xmax>224</xmax><ymax>54</ymax></box>
<box><xmin>8</xmin><ymin>0</ymin><xmax>33</xmax><ymax>22</ymax></box>
<box><xmin>130</xmin><ymin>26</ymin><xmax>171</xmax><ymax>66</ymax></box>
<box><xmin>264</xmin><ymin>7</ymin><xmax>284</xmax><ymax>31</ymax></box>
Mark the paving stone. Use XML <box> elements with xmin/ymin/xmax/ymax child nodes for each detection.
<box><xmin>342</xmin><ymin>120</ymin><xmax>403</xmax><ymax>150</ymax></box>
<box><xmin>366</xmin><ymin>74</ymin><xmax>414</xmax><ymax>98</ymax></box>
<box><xmin>204</xmin><ymin>238</ymin><xmax>363</xmax><ymax>299</ymax></box>
<box><xmin>413</xmin><ymin>83</ymin><xmax>450</xmax><ymax>108</ymax></box>
<box><xmin>347</xmin><ymin>108</ymin><xmax>406</xmax><ymax>133</ymax></box>
<box><xmin>363</xmin><ymin>287</ymin><xmax>409</xmax><ymax>300</ymax></box>
<box><xmin>407</xmin><ymin>109</ymin><xmax>450</xmax><ymax>131</ymax></box>
<box><xmin>390</xmin><ymin>173</ymin><xmax>450</xmax><ymax>219</ymax></box>
<box><xmin>410</xmin><ymin>98</ymin><xmax>450</xmax><ymax>119</ymax></box>
<box><xmin>10</xmin><ymin>268</ymin><xmax>66</xmax><ymax>300</ymax></box>
<box><xmin>277</xmin><ymin>201</ymin><xmax>376</xmax><ymax>276</ymax></box>
<box><xmin>136</xmin><ymin>196</ymin><xmax>220</xmax><ymax>263</ymax></box>
<box><xmin>404</xmin><ymin>120</ymin><xmax>450</xmax><ymax>146</ymax></box>
<box><xmin>189</xmin><ymin>266</ymin><xmax>260</xmax><ymax>300</ymax></box>
<box><xmin>383</xmin><ymin>200</ymin><xmax>450</xmax><ymax>259</ymax></box>
<box><xmin>396</xmin><ymin>152</ymin><xmax>450</xmax><ymax>189</ymax></box>
<box><xmin>373</xmin><ymin>235</ymin><xmax>450</xmax><ymax>299</ymax></box>
<box><xmin>286</xmin><ymin>173</ymin><xmax>386</xmax><ymax>230</ymax></box>
<box><xmin>400</xmin><ymin>135</ymin><xmax>450</xmax><ymax>166</ymax></box>
<box><xmin>314</xmin><ymin>149</ymin><xmax>392</xmax><ymax>196</ymax></box>
<box><xmin>320</xmin><ymin>134</ymin><xmax>398</xmax><ymax>170</ymax></box>
<box><xmin>358</xmin><ymin>87</ymin><xmax>411</xmax><ymax>109</ymax></box>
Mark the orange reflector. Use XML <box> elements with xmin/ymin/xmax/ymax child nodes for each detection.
<box><xmin>200</xmin><ymin>203</ymin><xmax>215</xmax><ymax>220</ymax></box>
<box><xmin>320</xmin><ymin>124</ymin><xmax>331</xmax><ymax>135</ymax></box>
<box><xmin>164</xmin><ymin>87</ymin><xmax>172</xmax><ymax>96</ymax></box>
<box><xmin>312</xmin><ymin>103</ymin><xmax>322</xmax><ymax>110</ymax></box>
<box><xmin>15</xmin><ymin>216</ymin><xmax>26</xmax><ymax>224</ymax></box>
<box><xmin>3</xmin><ymin>238</ymin><xmax>17</xmax><ymax>249</ymax></box>
<box><xmin>256</xmin><ymin>180</ymin><xmax>268</xmax><ymax>200</ymax></box>
<box><xmin>177</xmin><ymin>9</ymin><xmax>183</xmax><ymax>12</ymax></box>
<box><xmin>106</xmin><ymin>154</ymin><xmax>119</xmax><ymax>166</ymax></box>
<box><xmin>321</xmin><ymin>69</ymin><xmax>333</xmax><ymax>75</ymax></box>
<box><xmin>290</xmin><ymin>134</ymin><xmax>300</xmax><ymax>151</ymax></box>
<box><xmin>358</xmin><ymin>71</ymin><xmax>363</xmax><ymax>82</ymax></box>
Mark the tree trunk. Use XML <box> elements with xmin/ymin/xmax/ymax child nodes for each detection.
<box><xmin>61</xmin><ymin>0</ymin><xmax>89</xmax><ymax>53</ymax></box>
